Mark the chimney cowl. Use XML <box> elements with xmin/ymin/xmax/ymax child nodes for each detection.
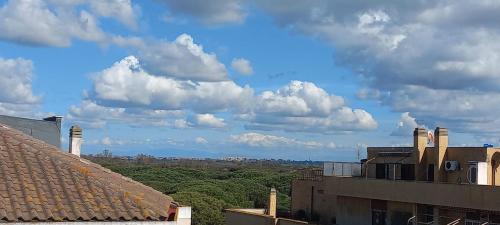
<box><xmin>69</xmin><ymin>125</ymin><xmax>83</xmax><ymax>157</ymax></box>
<box><xmin>70</xmin><ymin>125</ymin><xmax>82</xmax><ymax>138</ymax></box>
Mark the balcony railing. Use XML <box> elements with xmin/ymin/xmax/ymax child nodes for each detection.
<box><xmin>323</xmin><ymin>162</ymin><xmax>363</xmax><ymax>177</ymax></box>
<box><xmin>297</xmin><ymin>168</ymin><xmax>323</xmax><ymax>181</ymax></box>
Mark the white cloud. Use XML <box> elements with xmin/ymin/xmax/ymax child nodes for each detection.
<box><xmin>239</xmin><ymin>0</ymin><xmax>500</xmax><ymax>136</ymax></box>
<box><xmin>67</xmin><ymin>100</ymin><xmax>183</xmax><ymax>128</ymax></box>
<box><xmin>101</xmin><ymin>137</ymin><xmax>113</xmax><ymax>146</ymax></box>
<box><xmin>391</xmin><ymin>112</ymin><xmax>425</xmax><ymax>136</ymax></box>
<box><xmin>86</xmin><ymin>57</ymin><xmax>377</xmax><ymax>133</ymax></box>
<box><xmin>0</xmin><ymin>57</ymin><xmax>41</xmax><ymax>117</ymax></box>
<box><xmin>195</xmin><ymin>137</ymin><xmax>208</xmax><ymax>144</ymax></box>
<box><xmin>173</xmin><ymin>119</ymin><xmax>189</xmax><ymax>129</ymax></box>
<box><xmin>88</xmin><ymin>0</ymin><xmax>138</xmax><ymax>29</ymax></box>
<box><xmin>0</xmin><ymin>58</ymin><xmax>40</xmax><ymax>104</ymax></box>
<box><xmin>160</xmin><ymin>0</ymin><xmax>246</xmax><ymax>25</ymax></box>
<box><xmin>0</xmin><ymin>0</ymin><xmax>138</xmax><ymax>47</ymax></box>
<box><xmin>113</xmin><ymin>34</ymin><xmax>229</xmax><ymax>82</ymax></box>
<box><xmin>191</xmin><ymin>114</ymin><xmax>226</xmax><ymax>128</ymax></box>
<box><xmin>230</xmin><ymin>132</ymin><xmax>336</xmax><ymax>149</ymax></box>
<box><xmin>90</xmin><ymin>55</ymin><xmax>253</xmax><ymax>112</ymax></box>
<box><xmin>231</xmin><ymin>58</ymin><xmax>253</xmax><ymax>75</ymax></box>
<box><xmin>245</xmin><ymin>81</ymin><xmax>377</xmax><ymax>133</ymax></box>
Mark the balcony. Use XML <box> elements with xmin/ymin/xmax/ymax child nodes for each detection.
<box><xmin>318</xmin><ymin>176</ymin><xmax>500</xmax><ymax>212</ymax></box>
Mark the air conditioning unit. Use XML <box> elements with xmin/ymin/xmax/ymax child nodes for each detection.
<box><xmin>445</xmin><ymin>161</ymin><xmax>459</xmax><ymax>171</ymax></box>
<box><xmin>467</xmin><ymin>161</ymin><xmax>487</xmax><ymax>185</ymax></box>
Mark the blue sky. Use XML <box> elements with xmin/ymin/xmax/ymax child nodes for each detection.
<box><xmin>1</xmin><ymin>0</ymin><xmax>497</xmax><ymax>160</ymax></box>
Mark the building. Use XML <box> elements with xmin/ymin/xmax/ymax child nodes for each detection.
<box><xmin>291</xmin><ymin>127</ymin><xmax>500</xmax><ymax>225</ymax></box>
<box><xmin>0</xmin><ymin>122</ymin><xmax>191</xmax><ymax>224</ymax></box>
<box><xmin>225</xmin><ymin>188</ymin><xmax>316</xmax><ymax>225</ymax></box>
<box><xmin>0</xmin><ymin>115</ymin><xmax>62</xmax><ymax>147</ymax></box>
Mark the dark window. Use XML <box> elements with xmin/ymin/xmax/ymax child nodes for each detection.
<box><xmin>376</xmin><ymin>164</ymin><xmax>387</xmax><ymax>179</ymax></box>
<box><xmin>391</xmin><ymin>211</ymin><xmax>412</xmax><ymax>225</ymax></box>
<box><xmin>372</xmin><ymin>210</ymin><xmax>386</xmax><ymax>225</ymax></box>
<box><xmin>401</xmin><ymin>164</ymin><xmax>415</xmax><ymax>181</ymax></box>
<box><xmin>469</xmin><ymin>166</ymin><xmax>478</xmax><ymax>184</ymax></box>
<box><xmin>466</xmin><ymin>211</ymin><xmax>480</xmax><ymax>221</ymax></box>
<box><xmin>417</xmin><ymin>205</ymin><xmax>434</xmax><ymax>223</ymax></box>
<box><xmin>427</xmin><ymin>164</ymin><xmax>434</xmax><ymax>182</ymax></box>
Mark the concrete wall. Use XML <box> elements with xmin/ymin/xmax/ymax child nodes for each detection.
<box><xmin>277</xmin><ymin>218</ymin><xmax>311</xmax><ymax>225</ymax></box>
<box><xmin>291</xmin><ymin>180</ymin><xmax>316</xmax><ymax>220</ymax></box>
<box><xmin>225</xmin><ymin>210</ymin><xmax>276</xmax><ymax>225</ymax></box>
<box><xmin>0</xmin><ymin>115</ymin><xmax>61</xmax><ymax>147</ymax></box>
<box><xmin>386</xmin><ymin>201</ymin><xmax>414</xmax><ymax>225</ymax></box>
<box><xmin>336</xmin><ymin>196</ymin><xmax>371</xmax><ymax>225</ymax></box>
<box><xmin>225</xmin><ymin>210</ymin><xmax>316</xmax><ymax>225</ymax></box>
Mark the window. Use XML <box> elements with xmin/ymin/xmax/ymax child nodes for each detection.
<box><xmin>372</xmin><ymin>200</ymin><xmax>387</xmax><ymax>225</ymax></box>
<box><xmin>376</xmin><ymin>164</ymin><xmax>387</xmax><ymax>179</ymax></box>
<box><xmin>401</xmin><ymin>164</ymin><xmax>415</xmax><ymax>181</ymax></box>
<box><xmin>427</xmin><ymin>164</ymin><xmax>434</xmax><ymax>182</ymax></box>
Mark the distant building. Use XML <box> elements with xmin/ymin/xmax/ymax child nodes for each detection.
<box><xmin>0</xmin><ymin>122</ymin><xmax>191</xmax><ymax>224</ymax></box>
<box><xmin>292</xmin><ymin>127</ymin><xmax>500</xmax><ymax>225</ymax></box>
<box><xmin>0</xmin><ymin>114</ymin><xmax>62</xmax><ymax>147</ymax></box>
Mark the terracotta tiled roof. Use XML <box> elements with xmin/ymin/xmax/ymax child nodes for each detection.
<box><xmin>0</xmin><ymin>123</ymin><xmax>176</xmax><ymax>222</ymax></box>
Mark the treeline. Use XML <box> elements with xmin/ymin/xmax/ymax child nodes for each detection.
<box><xmin>90</xmin><ymin>156</ymin><xmax>311</xmax><ymax>225</ymax></box>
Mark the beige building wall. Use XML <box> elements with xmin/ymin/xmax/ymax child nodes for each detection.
<box><xmin>225</xmin><ymin>210</ymin><xmax>316</xmax><ymax>225</ymax></box>
<box><xmin>336</xmin><ymin>196</ymin><xmax>371</xmax><ymax>225</ymax></box>
<box><xmin>224</xmin><ymin>210</ymin><xmax>276</xmax><ymax>225</ymax></box>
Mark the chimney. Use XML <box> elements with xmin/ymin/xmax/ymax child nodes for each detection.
<box><xmin>414</xmin><ymin>127</ymin><xmax>427</xmax><ymax>180</ymax></box>
<box><xmin>268</xmin><ymin>188</ymin><xmax>277</xmax><ymax>218</ymax></box>
<box><xmin>434</xmin><ymin>127</ymin><xmax>448</xmax><ymax>183</ymax></box>
<box><xmin>69</xmin><ymin>125</ymin><xmax>82</xmax><ymax>157</ymax></box>
<box><xmin>44</xmin><ymin>116</ymin><xmax>63</xmax><ymax>147</ymax></box>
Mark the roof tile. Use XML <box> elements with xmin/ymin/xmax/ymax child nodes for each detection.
<box><xmin>0</xmin><ymin>123</ymin><xmax>176</xmax><ymax>222</ymax></box>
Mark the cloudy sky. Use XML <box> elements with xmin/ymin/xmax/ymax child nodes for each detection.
<box><xmin>0</xmin><ymin>0</ymin><xmax>498</xmax><ymax>160</ymax></box>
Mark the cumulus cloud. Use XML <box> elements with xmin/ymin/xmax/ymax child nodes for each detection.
<box><xmin>191</xmin><ymin>114</ymin><xmax>226</xmax><ymax>128</ymax></box>
<box><xmin>0</xmin><ymin>0</ymin><xmax>138</xmax><ymax>47</ymax></box>
<box><xmin>255</xmin><ymin>0</ymin><xmax>500</xmax><ymax>136</ymax></box>
<box><xmin>85</xmin><ymin>56</ymin><xmax>376</xmax><ymax>133</ymax></box>
<box><xmin>230</xmin><ymin>132</ymin><xmax>336</xmax><ymax>149</ymax></box>
<box><xmin>167</xmin><ymin>1</ymin><xmax>500</xmax><ymax>136</ymax></box>
<box><xmin>0</xmin><ymin>57</ymin><xmax>41</xmax><ymax>116</ymax></box>
<box><xmin>67</xmin><ymin>100</ymin><xmax>184</xmax><ymax>128</ymax></box>
<box><xmin>90</xmin><ymin>55</ymin><xmax>253</xmax><ymax>112</ymax></box>
<box><xmin>244</xmin><ymin>81</ymin><xmax>377</xmax><ymax>133</ymax></box>
<box><xmin>0</xmin><ymin>58</ymin><xmax>40</xmax><ymax>104</ymax></box>
<box><xmin>159</xmin><ymin>0</ymin><xmax>246</xmax><ymax>25</ymax></box>
<box><xmin>391</xmin><ymin>112</ymin><xmax>426</xmax><ymax>136</ymax></box>
<box><xmin>87</xmin><ymin>0</ymin><xmax>138</xmax><ymax>29</ymax></box>
<box><xmin>113</xmin><ymin>34</ymin><xmax>229</xmax><ymax>82</ymax></box>
<box><xmin>231</xmin><ymin>58</ymin><xmax>253</xmax><ymax>75</ymax></box>
<box><xmin>195</xmin><ymin>137</ymin><xmax>208</xmax><ymax>144</ymax></box>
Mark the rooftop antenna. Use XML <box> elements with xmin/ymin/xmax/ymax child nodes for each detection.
<box><xmin>356</xmin><ymin>145</ymin><xmax>361</xmax><ymax>161</ymax></box>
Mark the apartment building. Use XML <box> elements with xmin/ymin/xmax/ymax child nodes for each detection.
<box><xmin>292</xmin><ymin>127</ymin><xmax>500</xmax><ymax>225</ymax></box>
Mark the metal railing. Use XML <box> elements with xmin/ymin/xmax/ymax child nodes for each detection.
<box><xmin>297</xmin><ymin>168</ymin><xmax>323</xmax><ymax>181</ymax></box>
<box><xmin>323</xmin><ymin>162</ymin><xmax>363</xmax><ymax>177</ymax></box>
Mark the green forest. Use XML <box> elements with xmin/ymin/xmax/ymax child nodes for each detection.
<box><xmin>89</xmin><ymin>157</ymin><xmax>313</xmax><ymax>225</ymax></box>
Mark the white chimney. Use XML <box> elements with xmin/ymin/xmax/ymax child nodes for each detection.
<box><xmin>69</xmin><ymin>125</ymin><xmax>82</xmax><ymax>157</ymax></box>
<box><xmin>268</xmin><ymin>188</ymin><xmax>277</xmax><ymax>218</ymax></box>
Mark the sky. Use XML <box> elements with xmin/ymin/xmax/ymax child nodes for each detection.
<box><xmin>0</xmin><ymin>0</ymin><xmax>499</xmax><ymax>160</ymax></box>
